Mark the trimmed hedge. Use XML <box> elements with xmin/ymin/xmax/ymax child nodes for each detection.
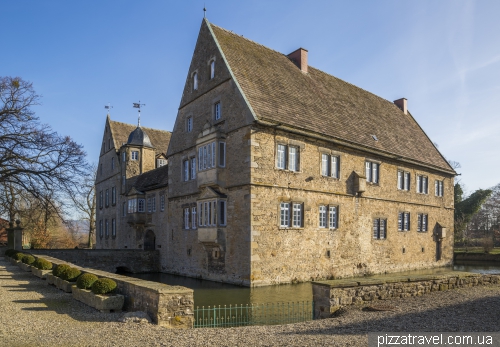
<box><xmin>13</xmin><ymin>252</ymin><xmax>25</xmax><ymax>261</ymax></box>
<box><xmin>53</xmin><ymin>264</ymin><xmax>71</xmax><ymax>278</ymax></box>
<box><xmin>59</xmin><ymin>267</ymin><xmax>81</xmax><ymax>282</ymax></box>
<box><xmin>33</xmin><ymin>258</ymin><xmax>52</xmax><ymax>270</ymax></box>
<box><xmin>91</xmin><ymin>278</ymin><xmax>117</xmax><ymax>295</ymax></box>
<box><xmin>21</xmin><ymin>254</ymin><xmax>35</xmax><ymax>265</ymax></box>
<box><xmin>76</xmin><ymin>273</ymin><xmax>99</xmax><ymax>290</ymax></box>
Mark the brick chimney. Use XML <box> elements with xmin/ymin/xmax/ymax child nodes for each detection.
<box><xmin>394</xmin><ymin>98</ymin><xmax>407</xmax><ymax>115</ymax></box>
<box><xmin>287</xmin><ymin>48</ymin><xmax>308</xmax><ymax>73</ymax></box>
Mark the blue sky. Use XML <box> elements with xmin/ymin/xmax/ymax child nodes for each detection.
<box><xmin>2</xmin><ymin>1</ymin><xmax>499</xmax><ymax>193</ymax></box>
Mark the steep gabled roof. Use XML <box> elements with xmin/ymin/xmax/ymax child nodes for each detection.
<box><xmin>129</xmin><ymin>165</ymin><xmax>169</xmax><ymax>193</ymax></box>
<box><xmin>108</xmin><ymin>118</ymin><xmax>171</xmax><ymax>154</ymax></box>
<box><xmin>208</xmin><ymin>21</ymin><xmax>454</xmax><ymax>173</ymax></box>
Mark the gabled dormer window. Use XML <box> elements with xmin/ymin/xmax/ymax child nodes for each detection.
<box><xmin>193</xmin><ymin>72</ymin><xmax>198</xmax><ymax>91</ymax></box>
<box><xmin>157</xmin><ymin>158</ymin><xmax>167</xmax><ymax>168</ymax></box>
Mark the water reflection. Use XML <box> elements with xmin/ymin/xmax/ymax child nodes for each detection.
<box><xmin>126</xmin><ymin>262</ymin><xmax>500</xmax><ymax>307</ymax></box>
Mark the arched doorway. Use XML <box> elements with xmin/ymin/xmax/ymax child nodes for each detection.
<box><xmin>144</xmin><ymin>230</ymin><xmax>156</xmax><ymax>250</ymax></box>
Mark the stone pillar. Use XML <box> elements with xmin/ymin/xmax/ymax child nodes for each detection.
<box><xmin>7</xmin><ymin>220</ymin><xmax>25</xmax><ymax>251</ymax></box>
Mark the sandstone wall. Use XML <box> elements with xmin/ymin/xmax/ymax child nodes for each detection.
<box><xmin>312</xmin><ymin>272</ymin><xmax>500</xmax><ymax>319</ymax></box>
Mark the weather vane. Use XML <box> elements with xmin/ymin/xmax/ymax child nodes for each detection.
<box><xmin>104</xmin><ymin>103</ymin><xmax>113</xmax><ymax>115</ymax></box>
<box><xmin>133</xmin><ymin>101</ymin><xmax>146</xmax><ymax>127</ymax></box>
<box><xmin>203</xmin><ymin>4</ymin><xmax>206</xmax><ymax>18</ymax></box>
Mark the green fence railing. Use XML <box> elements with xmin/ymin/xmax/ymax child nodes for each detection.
<box><xmin>194</xmin><ymin>301</ymin><xmax>314</xmax><ymax>328</ymax></box>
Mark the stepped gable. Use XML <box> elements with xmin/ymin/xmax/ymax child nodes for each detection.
<box><xmin>130</xmin><ymin>165</ymin><xmax>169</xmax><ymax>193</ymax></box>
<box><xmin>109</xmin><ymin>119</ymin><xmax>171</xmax><ymax>154</ymax></box>
<box><xmin>209</xmin><ymin>21</ymin><xmax>453</xmax><ymax>173</ymax></box>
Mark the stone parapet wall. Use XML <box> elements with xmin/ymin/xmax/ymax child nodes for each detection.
<box><xmin>29</xmin><ymin>249</ymin><xmax>159</xmax><ymax>273</ymax></box>
<box><xmin>312</xmin><ymin>272</ymin><xmax>500</xmax><ymax>319</ymax></box>
<box><xmin>30</xmin><ymin>254</ymin><xmax>194</xmax><ymax>328</ymax></box>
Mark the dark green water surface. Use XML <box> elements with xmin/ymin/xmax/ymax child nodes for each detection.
<box><xmin>126</xmin><ymin>262</ymin><xmax>500</xmax><ymax>308</ymax></box>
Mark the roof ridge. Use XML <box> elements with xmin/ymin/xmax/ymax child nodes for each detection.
<box><xmin>210</xmin><ymin>22</ymin><xmax>289</xmax><ymax>59</ymax></box>
<box><xmin>109</xmin><ymin>119</ymin><xmax>171</xmax><ymax>134</ymax></box>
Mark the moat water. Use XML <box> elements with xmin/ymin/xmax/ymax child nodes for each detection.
<box><xmin>126</xmin><ymin>262</ymin><xmax>500</xmax><ymax>308</ymax></box>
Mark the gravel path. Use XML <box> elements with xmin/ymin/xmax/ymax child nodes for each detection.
<box><xmin>1</xmin><ymin>255</ymin><xmax>499</xmax><ymax>347</ymax></box>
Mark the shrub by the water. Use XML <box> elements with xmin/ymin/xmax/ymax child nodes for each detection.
<box><xmin>76</xmin><ymin>273</ymin><xmax>99</xmax><ymax>290</ymax></box>
<box><xmin>33</xmin><ymin>258</ymin><xmax>52</xmax><ymax>270</ymax></box>
<box><xmin>91</xmin><ymin>278</ymin><xmax>117</xmax><ymax>294</ymax></box>
<box><xmin>59</xmin><ymin>267</ymin><xmax>81</xmax><ymax>282</ymax></box>
<box><xmin>13</xmin><ymin>252</ymin><xmax>25</xmax><ymax>261</ymax></box>
<box><xmin>53</xmin><ymin>264</ymin><xmax>71</xmax><ymax>278</ymax></box>
<box><xmin>21</xmin><ymin>254</ymin><xmax>35</xmax><ymax>265</ymax></box>
<box><xmin>4</xmin><ymin>249</ymin><xmax>16</xmax><ymax>257</ymax></box>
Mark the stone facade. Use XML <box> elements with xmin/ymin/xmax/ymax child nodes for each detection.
<box><xmin>312</xmin><ymin>272</ymin><xmax>500</xmax><ymax>319</ymax></box>
<box><xmin>94</xmin><ymin>19</ymin><xmax>456</xmax><ymax>287</ymax></box>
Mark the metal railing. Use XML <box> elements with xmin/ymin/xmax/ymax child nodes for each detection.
<box><xmin>194</xmin><ymin>301</ymin><xmax>314</xmax><ymax>328</ymax></box>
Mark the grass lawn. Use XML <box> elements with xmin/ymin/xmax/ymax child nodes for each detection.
<box><xmin>454</xmin><ymin>247</ymin><xmax>500</xmax><ymax>255</ymax></box>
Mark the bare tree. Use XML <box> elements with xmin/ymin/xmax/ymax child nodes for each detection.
<box><xmin>68</xmin><ymin>164</ymin><xmax>96</xmax><ymax>248</ymax></box>
<box><xmin>0</xmin><ymin>76</ymin><xmax>88</xmax><ymax>213</ymax></box>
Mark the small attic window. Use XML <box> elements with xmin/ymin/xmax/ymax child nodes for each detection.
<box><xmin>371</xmin><ymin>135</ymin><xmax>378</xmax><ymax>141</ymax></box>
<box><xmin>193</xmin><ymin>72</ymin><xmax>198</xmax><ymax>91</ymax></box>
<box><xmin>210</xmin><ymin>60</ymin><xmax>215</xmax><ymax>79</ymax></box>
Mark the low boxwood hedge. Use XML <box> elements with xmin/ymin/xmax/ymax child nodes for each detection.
<box><xmin>91</xmin><ymin>278</ymin><xmax>117</xmax><ymax>295</ymax></box>
<box><xmin>13</xmin><ymin>252</ymin><xmax>25</xmax><ymax>261</ymax></box>
<box><xmin>59</xmin><ymin>267</ymin><xmax>81</xmax><ymax>282</ymax></box>
<box><xmin>33</xmin><ymin>258</ymin><xmax>52</xmax><ymax>270</ymax></box>
<box><xmin>76</xmin><ymin>273</ymin><xmax>99</xmax><ymax>290</ymax></box>
<box><xmin>21</xmin><ymin>254</ymin><xmax>35</xmax><ymax>265</ymax></box>
<box><xmin>4</xmin><ymin>249</ymin><xmax>16</xmax><ymax>258</ymax></box>
<box><xmin>53</xmin><ymin>264</ymin><xmax>71</xmax><ymax>278</ymax></box>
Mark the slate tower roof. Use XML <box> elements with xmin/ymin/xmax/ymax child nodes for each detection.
<box><xmin>127</xmin><ymin>126</ymin><xmax>153</xmax><ymax>148</ymax></box>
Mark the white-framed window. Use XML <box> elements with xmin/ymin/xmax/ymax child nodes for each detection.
<box><xmin>190</xmin><ymin>157</ymin><xmax>196</xmax><ymax>179</ymax></box>
<box><xmin>160</xmin><ymin>195</ymin><xmax>165</xmax><ymax>212</ymax></box>
<box><xmin>105</xmin><ymin>219</ymin><xmax>109</xmax><ymax>238</ymax></box>
<box><xmin>122</xmin><ymin>202</ymin><xmax>126</xmax><ymax>217</ymax></box>
<box><xmin>197</xmin><ymin>199</ymin><xmax>226</xmax><ymax>227</ymax></box>
<box><xmin>193</xmin><ymin>72</ymin><xmax>198</xmax><ymax>90</ymax></box>
<box><xmin>183</xmin><ymin>159</ymin><xmax>189</xmax><ymax>182</ymax></box>
<box><xmin>112</xmin><ymin>187</ymin><xmax>116</xmax><ymax>205</ymax></box>
<box><xmin>111</xmin><ymin>218</ymin><xmax>116</xmax><ymax>237</ymax></box>
<box><xmin>105</xmin><ymin>189</ymin><xmax>109</xmax><ymax>207</ymax></box>
<box><xmin>128</xmin><ymin>199</ymin><xmax>137</xmax><ymax>213</ymax></box>
<box><xmin>210</xmin><ymin>60</ymin><xmax>215</xmax><ymax>79</ymax></box>
<box><xmin>280</xmin><ymin>202</ymin><xmax>290</xmax><ymax>227</ymax></box>
<box><xmin>198</xmin><ymin>141</ymin><xmax>224</xmax><ymax>171</ymax></box>
<box><xmin>138</xmin><ymin>198</ymin><xmax>145</xmax><ymax>212</ymax></box>
<box><xmin>99</xmin><ymin>191</ymin><xmax>103</xmax><ymax>209</ymax></box>
<box><xmin>417</xmin><ymin>175</ymin><xmax>428</xmax><ymax>194</ymax></box>
<box><xmin>111</xmin><ymin>157</ymin><xmax>115</xmax><ymax>170</ymax></box>
<box><xmin>152</xmin><ymin>196</ymin><xmax>156</xmax><ymax>212</ymax></box>
<box><xmin>397</xmin><ymin>170</ymin><xmax>410</xmax><ymax>191</ymax></box>
<box><xmin>147</xmin><ymin>197</ymin><xmax>152</xmax><ymax>213</ymax></box>
<box><xmin>184</xmin><ymin>207</ymin><xmax>190</xmax><ymax>230</ymax></box>
<box><xmin>276</xmin><ymin>144</ymin><xmax>300</xmax><ymax>172</ymax></box>
<box><xmin>319</xmin><ymin>205</ymin><xmax>327</xmax><ymax>228</ymax></box>
<box><xmin>321</xmin><ymin>154</ymin><xmax>340</xmax><ymax>178</ymax></box>
<box><xmin>192</xmin><ymin>206</ymin><xmax>197</xmax><ymax>229</ymax></box>
<box><xmin>365</xmin><ymin>161</ymin><xmax>379</xmax><ymax>183</ymax></box>
<box><xmin>329</xmin><ymin>206</ymin><xmax>338</xmax><ymax>229</ymax></box>
<box><xmin>157</xmin><ymin>158</ymin><xmax>167</xmax><ymax>168</ymax></box>
<box><xmin>219</xmin><ymin>142</ymin><xmax>225</xmax><ymax>167</ymax></box>
<box><xmin>373</xmin><ymin>218</ymin><xmax>386</xmax><ymax>239</ymax></box>
<box><xmin>398</xmin><ymin>212</ymin><xmax>411</xmax><ymax>231</ymax></box>
<box><xmin>187</xmin><ymin>116</ymin><xmax>193</xmax><ymax>132</ymax></box>
<box><xmin>131</xmin><ymin>151</ymin><xmax>139</xmax><ymax>161</ymax></box>
<box><xmin>417</xmin><ymin>213</ymin><xmax>428</xmax><ymax>232</ymax></box>
<box><xmin>214</xmin><ymin>102</ymin><xmax>221</xmax><ymax>120</ymax></box>
<box><xmin>280</xmin><ymin>202</ymin><xmax>303</xmax><ymax>228</ymax></box>
<box><xmin>99</xmin><ymin>220</ymin><xmax>103</xmax><ymax>238</ymax></box>
<box><xmin>435</xmin><ymin>180</ymin><xmax>444</xmax><ymax>197</ymax></box>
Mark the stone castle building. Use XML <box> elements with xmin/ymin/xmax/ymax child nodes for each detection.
<box><xmin>96</xmin><ymin>19</ymin><xmax>456</xmax><ymax>286</ymax></box>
